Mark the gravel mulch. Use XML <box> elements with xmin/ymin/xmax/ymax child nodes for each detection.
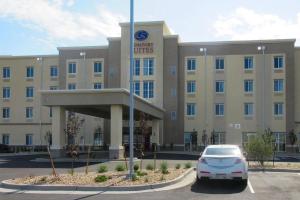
<box><xmin>10</xmin><ymin>168</ymin><xmax>188</xmax><ymax>186</ymax></box>
<box><xmin>248</xmin><ymin>161</ymin><xmax>300</xmax><ymax>169</ymax></box>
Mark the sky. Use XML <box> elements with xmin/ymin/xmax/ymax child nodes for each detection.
<box><xmin>0</xmin><ymin>0</ymin><xmax>300</xmax><ymax>55</ymax></box>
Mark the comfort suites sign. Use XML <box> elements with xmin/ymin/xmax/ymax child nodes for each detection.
<box><xmin>134</xmin><ymin>30</ymin><xmax>154</xmax><ymax>54</ymax></box>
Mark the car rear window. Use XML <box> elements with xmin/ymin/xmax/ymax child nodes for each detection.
<box><xmin>204</xmin><ymin>147</ymin><xmax>241</xmax><ymax>156</ymax></box>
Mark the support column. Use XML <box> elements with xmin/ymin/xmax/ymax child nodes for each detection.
<box><xmin>151</xmin><ymin>119</ymin><xmax>160</xmax><ymax>149</ymax></box>
<box><xmin>109</xmin><ymin>105</ymin><xmax>124</xmax><ymax>159</ymax></box>
<box><xmin>51</xmin><ymin>106</ymin><xmax>66</xmax><ymax>157</ymax></box>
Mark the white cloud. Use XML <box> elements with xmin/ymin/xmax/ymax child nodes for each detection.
<box><xmin>0</xmin><ymin>0</ymin><xmax>126</xmax><ymax>41</ymax></box>
<box><xmin>213</xmin><ymin>7</ymin><xmax>300</xmax><ymax>43</ymax></box>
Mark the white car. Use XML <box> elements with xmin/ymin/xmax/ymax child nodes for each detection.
<box><xmin>196</xmin><ymin>145</ymin><xmax>248</xmax><ymax>185</ymax></box>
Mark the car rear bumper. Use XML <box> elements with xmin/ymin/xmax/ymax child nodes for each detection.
<box><xmin>197</xmin><ymin>171</ymin><xmax>248</xmax><ymax>180</ymax></box>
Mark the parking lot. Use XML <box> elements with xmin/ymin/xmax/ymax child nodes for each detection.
<box><xmin>0</xmin><ymin>155</ymin><xmax>299</xmax><ymax>200</ymax></box>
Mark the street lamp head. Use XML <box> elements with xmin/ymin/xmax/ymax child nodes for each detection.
<box><xmin>200</xmin><ymin>48</ymin><xmax>207</xmax><ymax>52</ymax></box>
<box><xmin>257</xmin><ymin>45</ymin><xmax>266</xmax><ymax>51</ymax></box>
<box><xmin>36</xmin><ymin>57</ymin><xmax>43</xmax><ymax>61</ymax></box>
<box><xmin>80</xmin><ymin>52</ymin><xmax>86</xmax><ymax>56</ymax></box>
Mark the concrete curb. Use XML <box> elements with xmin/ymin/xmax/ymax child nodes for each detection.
<box><xmin>1</xmin><ymin>168</ymin><xmax>194</xmax><ymax>192</ymax></box>
<box><xmin>249</xmin><ymin>168</ymin><xmax>300</xmax><ymax>173</ymax></box>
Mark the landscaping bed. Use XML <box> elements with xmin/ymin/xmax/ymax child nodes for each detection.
<box><xmin>8</xmin><ymin>162</ymin><xmax>192</xmax><ymax>187</ymax></box>
<box><xmin>248</xmin><ymin>161</ymin><xmax>300</xmax><ymax>170</ymax></box>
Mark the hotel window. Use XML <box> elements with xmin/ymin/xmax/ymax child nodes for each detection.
<box><xmin>215</xmin><ymin>103</ymin><xmax>224</xmax><ymax>116</ymax></box>
<box><xmin>143</xmin><ymin>81</ymin><xmax>154</xmax><ymax>98</ymax></box>
<box><xmin>187</xmin><ymin>80</ymin><xmax>196</xmax><ymax>94</ymax></box>
<box><xmin>134</xmin><ymin>81</ymin><xmax>140</xmax><ymax>96</ymax></box>
<box><xmin>26</xmin><ymin>87</ymin><xmax>34</xmax><ymax>98</ymax></box>
<box><xmin>2</xmin><ymin>134</ymin><xmax>9</xmax><ymax>145</ymax></box>
<box><xmin>26</xmin><ymin>134</ymin><xmax>33</xmax><ymax>146</ymax></box>
<box><xmin>68</xmin><ymin>83</ymin><xmax>76</xmax><ymax>90</ymax></box>
<box><xmin>2</xmin><ymin>107</ymin><xmax>10</xmax><ymax>119</ymax></box>
<box><xmin>50</xmin><ymin>66</ymin><xmax>58</xmax><ymax>77</ymax></box>
<box><xmin>68</xmin><ymin>62</ymin><xmax>76</xmax><ymax>74</ymax></box>
<box><xmin>49</xmin><ymin>86</ymin><xmax>58</xmax><ymax>90</ymax></box>
<box><xmin>2</xmin><ymin>67</ymin><xmax>10</xmax><ymax>79</ymax></box>
<box><xmin>187</xmin><ymin>58</ymin><xmax>196</xmax><ymax>71</ymax></box>
<box><xmin>274</xmin><ymin>79</ymin><xmax>284</xmax><ymax>92</ymax></box>
<box><xmin>143</xmin><ymin>58</ymin><xmax>154</xmax><ymax>76</ymax></box>
<box><xmin>244</xmin><ymin>103</ymin><xmax>254</xmax><ymax>116</ymax></box>
<box><xmin>3</xmin><ymin>87</ymin><xmax>10</xmax><ymax>99</ymax></box>
<box><xmin>186</xmin><ymin>103</ymin><xmax>196</xmax><ymax>116</ymax></box>
<box><xmin>171</xmin><ymin>88</ymin><xmax>177</xmax><ymax>97</ymax></box>
<box><xmin>171</xmin><ymin>111</ymin><xmax>177</xmax><ymax>120</ymax></box>
<box><xmin>274</xmin><ymin>102</ymin><xmax>284</xmax><ymax>116</ymax></box>
<box><xmin>244</xmin><ymin>57</ymin><xmax>253</xmax><ymax>70</ymax></box>
<box><xmin>273</xmin><ymin>132</ymin><xmax>286</xmax><ymax>152</ymax></box>
<box><xmin>94</xmin><ymin>62</ymin><xmax>102</xmax><ymax>74</ymax></box>
<box><xmin>134</xmin><ymin>59</ymin><xmax>140</xmax><ymax>76</ymax></box>
<box><xmin>215</xmin><ymin>58</ymin><xmax>224</xmax><ymax>70</ymax></box>
<box><xmin>274</xmin><ymin>56</ymin><xmax>283</xmax><ymax>69</ymax></box>
<box><xmin>215</xmin><ymin>81</ymin><xmax>224</xmax><ymax>93</ymax></box>
<box><xmin>212</xmin><ymin>132</ymin><xmax>225</xmax><ymax>144</ymax></box>
<box><xmin>26</xmin><ymin>107</ymin><xmax>33</xmax><ymax>119</ymax></box>
<box><xmin>244</xmin><ymin>80</ymin><xmax>253</xmax><ymax>93</ymax></box>
<box><xmin>94</xmin><ymin>83</ymin><xmax>102</xmax><ymax>90</ymax></box>
<box><xmin>26</xmin><ymin>66</ymin><xmax>34</xmax><ymax>78</ymax></box>
<box><xmin>49</xmin><ymin>107</ymin><xmax>52</xmax><ymax>118</ymax></box>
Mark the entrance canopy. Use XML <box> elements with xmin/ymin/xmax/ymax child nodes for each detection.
<box><xmin>40</xmin><ymin>88</ymin><xmax>164</xmax><ymax>120</ymax></box>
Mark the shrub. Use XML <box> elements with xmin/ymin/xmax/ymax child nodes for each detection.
<box><xmin>137</xmin><ymin>171</ymin><xmax>148</xmax><ymax>176</ymax></box>
<box><xmin>184</xmin><ymin>162</ymin><xmax>192</xmax><ymax>169</ymax></box>
<box><xmin>160</xmin><ymin>161</ymin><xmax>169</xmax><ymax>174</ymax></box>
<box><xmin>146</xmin><ymin>163</ymin><xmax>154</xmax><ymax>171</ymax></box>
<box><xmin>144</xmin><ymin>177</ymin><xmax>149</xmax><ymax>183</ymax></box>
<box><xmin>115</xmin><ymin>164</ymin><xmax>126</xmax><ymax>172</ymax></box>
<box><xmin>95</xmin><ymin>175</ymin><xmax>108</xmax><ymax>183</ymax></box>
<box><xmin>98</xmin><ymin>165</ymin><xmax>108</xmax><ymax>173</ymax></box>
<box><xmin>134</xmin><ymin>164</ymin><xmax>139</xmax><ymax>172</ymax></box>
<box><xmin>175</xmin><ymin>163</ymin><xmax>181</xmax><ymax>169</ymax></box>
<box><xmin>131</xmin><ymin>173</ymin><xmax>138</xmax><ymax>181</ymax></box>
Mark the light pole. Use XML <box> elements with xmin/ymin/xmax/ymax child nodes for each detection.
<box><xmin>37</xmin><ymin>57</ymin><xmax>44</xmax><ymax>146</ymax></box>
<box><xmin>200</xmin><ymin>48</ymin><xmax>207</xmax><ymax>147</ymax></box>
<box><xmin>80</xmin><ymin>52</ymin><xmax>86</xmax><ymax>89</ymax></box>
<box><xmin>257</xmin><ymin>45</ymin><xmax>266</xmax><ymax>132</ymax></box>
<box><xmin>129</xmin><ymin>0</ymin><xmax>135</xmax><ymax>179</ymax></box>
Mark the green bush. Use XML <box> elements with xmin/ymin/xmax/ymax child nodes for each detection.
<box><xmin>131</xmin><ymin>173</ymin><xmax>138</xmax><ymax>181</ymax></box>
<box><xmin>184</xmin><ymin>162</ymin><xmax>192</xmax><ymax>169</ymax></box>
<box><xmin>146</xmin><ymin>163</ymin><xmax>154</xmax><ymax>171</ymax></box>
<box><xmin>134</xmin><ymin>164</ymin><xmax>139</xmax><ymax>172</ymax></box>
<box><xmin>98</xmin><ymin>165</ymin><xmax>108</xmax><ymax>173</ymax></box>
<box><xmin>175</xmin><ymin>163</ymin><xmax>181</xmax><ymax>169</ymax></box>
<box><xmin>137</xmin><ymin>171</ymin><xmax>148</xmax><ymax>176</ymax></box>
<box><xmin>160</xmin><ymin>161</ymin><xmax>169</xmax><ymax>174</ymax></box>
<box><xmin>115</xmin><ymin>164</ymin><xmax>126</xmax><ymax>172</ymax></box>
<box><xmin>95</xmin><ymin>175</ymin><xmax>108</xmax><ymax>183</ymax></box>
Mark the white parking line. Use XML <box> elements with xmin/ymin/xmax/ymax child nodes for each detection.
<box><xmin>298</xmin><ymin>173</ymin><xmax>300</xmax><ymax>176</ymax></box>
<box><xmin>248</xmin><ymin>180</ymin><xmax>255</xmax><ymax>194</ymax></box>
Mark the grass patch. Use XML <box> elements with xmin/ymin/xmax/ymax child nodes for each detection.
<box><xmin>160</xmin><ymin>161</ymin><xmax>169</xmax><ymax>174</ymax></box>
<box><xmin>98</xmin><ymin>165</ymin><xmax>108</xmax><ymax>173</ymax></box>
<box><xmin>95</xmin><ymin>175</ymin><xmax>108</xmax><ymax>183</ymax></box>
<box><xmin>175</xmin><ymin>163</ymin><xmax>181</xmax><ymax>169</ymax></box>
<box><xmin>115</xmin><ymin>164</ymin><xmax>126</xmax><ymax>172</ymax></box>
<box><xmin>184</xmin><ymin>162</ymin><xmax>192</xmax><ymax>169</ymax></box>
<box><xmin>134</xmin><ymin>164</ymin><xmax>139</xmax><ymax>172</ymax></box>
<box><xmin>146</xmin><ymin>163</ymin><xmax>154</xmax><ymax>171</ymax></box>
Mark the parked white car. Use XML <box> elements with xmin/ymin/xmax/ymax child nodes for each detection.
<box><xmin>196</xmin><ymin>145</ymin><xmax>248</xmax><ymax>185</ymax></box>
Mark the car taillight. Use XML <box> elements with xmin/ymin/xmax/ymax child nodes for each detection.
<box><xmin>199</xmin><ymin>158</ymin><xmax>207</xmax><ymax>164</ymax></box>
<box><xmin>235</xmin><ymin>158</ymin><xmax>242</xmax><ymax>164</ymax></box>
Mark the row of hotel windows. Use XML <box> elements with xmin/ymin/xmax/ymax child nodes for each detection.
<box><xmin>2</xmin><ymin>66</ymin><xmax>58</xmax><ymax>79</ymax></box>
<box><xmin>186</xmin><ymin>56</ymin><xmax>284</xmax><ymax>71</ymax></box>
<box><xmin>185</xmin><ymin>102</ymin><xmax>284</xmax><ymax>117</ymax></box>
<box><xmin>1</xmin><ymin>134</ymin><xmax>33</xmax><ymax>145</ymax></box>
<box><xmin>186</xmin><ymin>79</ymin><xmax>284</xmax><ymax>93</ymax></box>
<box><xmin>1</xmin><ymin>61</ymin><xmax>104</xmax><ymax>79</ymax></box>
<box><xmin>68</xmin><ymin>61</ymin><xmax>103</xmax><ymax>74</ymax></box>
<box><xmin>2</xmin><ymin>107</ymin><xmax>36</xmax><ymax>119</ymax></box>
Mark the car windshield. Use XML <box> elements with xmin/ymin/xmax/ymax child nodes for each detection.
<box><xmin>204</xmin><ymin>147</ymin><xmax>241</xmax><ymax>156</ymax></box>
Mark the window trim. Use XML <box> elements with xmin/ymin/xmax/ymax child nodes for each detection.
<box><xmin>2</xmin><ymin>107</ymin><xmax>10</xmax><ymax>119</ymax></box>
<box><xmin>273</xmin><ymin>55</ymin><xmax>284</xmax><ymax>69</ymax></box>
<box><xmin>186</xmin><ymin>103</ymin><xmax>196</xmax><ymax>116</ymax></box>
<box><xmin>68</xmin><ymin>62</ymin><xmax>77</xmax><ymax>74</ymax></box>
<box><xmin>186</xmin><ymin>80</ymin><xmax>196</xmax><ymax>94</ymax></box>
<box><xmin>50</xmin><ymin>66</ymin><xmax>58</xmax><ymax>78</ymax></box>
<box><xmin>215</xmin><ymin>103</ymin><xmax>225</xmax><ymax>116</ymax></box>
<box><xmin>143</xmin><ymin>58</ymin><xmax>154</xmax><ymax>76</ymax></box>
<box><xmin>2</xmin><ymin>67</ymin><xmax>11</xmax><ymax>79</ymax></box>
<box><xmin>26</xmin><ymin>107</ymin><xmax>34</xmax><ymax>119</ymax></box>
<box><xmin>274</xmin><ymin>79</ymin><xmax>284</xmax><ymax>93</ymax></box>
<box><xmin>26</xmin><ymin>66</ymin><xmax>34</xmax><ymax>78</ymax></box>
<box><xmin>68</xmin><ymin>83</ymin><xmax>76</xmax><ymax>90</ymax></box>
<box><xmin>244</xmin><ymin>102</ymin><xmax>254</xmax><ymax>117</ymax></box>
<box><xmin>215</xmin><ymin>57</ymin><xmax>225</xmax><ymax>71</ymax></box>
<box><xmin>244</xmin><ymin>79</ymin><xmax>254</xmax><ymax>93</ymax></box>
<box><xmin>215</xmin><ymin>80</ymin><xmax>225</xmax><ymax>93</ymax></box>
<box><xmin>26</xmin><ymin>86</ymin><xmax>34</xmax><ymax>99</ymax></box>
<box><xmin>274</xmin><ymin>102</ymin><xmax>284</xmax><ymax>116</ymax></box>
<box><xmin>143</xmin><ymin>80</ymin><xmax>154</xmax><ymax>99</ymax></box>
<box><xmin>186</xmin><ymin>58</ymin><xmax>196</xmax><ymax>71</ymax></box>
<box><xmin>93</xmin><ymin>61</ymin><xmax>103</xmax><ymax>74</ymax></box>
<box><xmin>2</xmin><ymin>87</ymin><xmax>11</xmax><ymax>99</ymax></box>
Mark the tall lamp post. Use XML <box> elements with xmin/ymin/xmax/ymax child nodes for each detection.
<box><xmin>257</xmin><ymin>45</ymin><xmax>266</xmax><ymax>132</ymax></box>
<box><xmin>129</xmin><ymin>0</ymin><xmax>135</xmax><ymax>179</ymax></box>
<box><xmin>37</xmin><ymin>57</ymin><xmax>44</xmax><ymax>146</ymax></box>
<box><xmin>200</xmin><ymin>48</ymin><xmax>207</xmax><ymax>147</ymax></box>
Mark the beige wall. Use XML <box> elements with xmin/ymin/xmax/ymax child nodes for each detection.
<box><xmin>294</xmin><ymin>49</ymin><xmax>300</xmax><ymax>136</ymax></box>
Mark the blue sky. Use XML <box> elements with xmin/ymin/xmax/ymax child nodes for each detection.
<box><xmin>0</xmin><ymin>0</ymin><xmax>300</xmax><ymax>55</ymax></box>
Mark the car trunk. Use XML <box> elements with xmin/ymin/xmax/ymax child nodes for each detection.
<box><xmin>204</xmin><ymin>156</ymin><xmax>239</xmax><ymax>168</ymax></box>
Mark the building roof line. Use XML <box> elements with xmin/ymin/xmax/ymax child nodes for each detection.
<box><xmin>0</xmin><ymin>54</ymin><xmax>58</xmax><ymax>59</ymax></box>
<box><xmin>179</xmin><ymin>38</ymin><xmax>296</xmax><ymax>46</ymax></box>
<box><xmin>57</xmin><ymin>45</ymin><xmax>108</xmax><ymax>51</ymax></box>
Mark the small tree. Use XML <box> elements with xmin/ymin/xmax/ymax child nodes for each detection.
<box><xmin>288</xmin><ymin>129</ymin><xmax>297</xmax><ymax>152</ymax></box>
<box><xmin>245</xmin><ymin>130</ymin><xmax>274</xmax><ymax>168</ymax></box>
<box><xmin>64</xmin><ymin>112</ymin><xmax>85</xmax><ymax>175</ymax></box>
<box><xmin>44</xmin><ymin>130</ymin><xmax>57</xmax><ymax>177</ymax></box>
<box><xmin>139</xmin><ymin>112</ymin><xmax>149</xmax><ymax>170</ymax></box>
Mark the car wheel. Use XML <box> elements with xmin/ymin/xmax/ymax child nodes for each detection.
<box><xmin>241</xmin><ymin>179</ymin><xmax>248</xmax><ymax>186</ymax></box>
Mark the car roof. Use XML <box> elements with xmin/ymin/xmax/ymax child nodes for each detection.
<box><xmin>206</xmin><ymin>145</ymin><xmax>239</xmax><ymax>149</ymax></box>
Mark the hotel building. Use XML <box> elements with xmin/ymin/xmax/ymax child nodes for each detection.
<box><xmin>1</xmin><ymin>21</ymin><xmax>300</xmax><ymax>158</ymax></box>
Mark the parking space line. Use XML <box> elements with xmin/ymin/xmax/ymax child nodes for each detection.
<box><xmin>298</xmin><ymin>173</ymin><xmax>300</xmax><ymax>176</ymax></box>
<box><xmin>248</xmin><ymin>180</ymin><xmax>255</xmax><ymax>194</ymax></box>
